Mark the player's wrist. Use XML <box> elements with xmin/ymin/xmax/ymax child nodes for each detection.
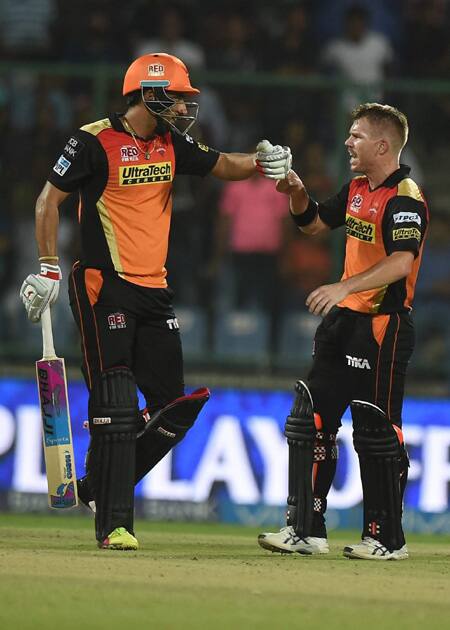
<box><xmin>290</xmin><ymin>197</ymin><xmax>318</xmax><ymax>226</ymax></box>
<box><xmin>39</xmin><ymin>262</ymin><xmax>62</xmax><ymax>281</ymax></box>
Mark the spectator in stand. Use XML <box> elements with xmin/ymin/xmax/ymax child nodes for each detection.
<box><xmin>133</xmin><ymin>5</ymin><xmax>205</xmax><ymax>70</ymax></box>
<box><xmin>401</xmin><ymin>0</ymin><xmax>450</xmax><ymax>78</ymax></box>
<box><xmin>61</xmin><ymin>5</ymin><xmax>129</xmax><ymax>63</ymax></box>
<box><xmin>0</xmin><ymin>0</ymin><xmax>56</xmax><ymax>60</ymax></box>
<box><xmin>413</xmin><ymin>211</ymin><xmax>450</xmax><ymax>378</ymax></box>
<box><xmin>321</xmin><ymin>4</ymin><xmax>394</xmax><ymax>110</ymax></box>
<box><xmin>280</xmin><ymin>228</ymin><xmax>332</xmax><ymax>311</ymax></box>
<box><xmin>314</xmin><ymin>0</ymin><xmax>402</xmax><ymax>46</ymax></box>
<box><xmin>265</xmin><ymin>4</ymin><xmax>317</xmax><ymax>75</ymax></box>
<box><xmin>279</xmin><ymin>140</ymin><xmax>334</xmax><ymax>311</ymax></box>
<box><xmin>415</xmin><ymin>212</ymin><xmax>450</xmax><ymax>308</ymax></box>
<box><xmin>206</xmin><ymin>12</ymin><xmax>258</xmax><ymax>72</ymax></box>
<box><xmin>209</xmin><ymin>172</ymin><xmax>289</xmax><ymax>340</ymax></box>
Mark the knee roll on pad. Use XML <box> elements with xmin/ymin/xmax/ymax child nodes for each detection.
<box><xmin>351</xmin><ymin>400</ymin><xmax>405</xmax><ymax>551</ymax></box>
<box><xmin>135</xmin><ymin>387</ymin><xmax>210</xmax><ymax>483</ymax></box>
<box><xmin>88</xmin><ymin>367</ymin><xmax>139</xmax><ymax>542</ymax></box>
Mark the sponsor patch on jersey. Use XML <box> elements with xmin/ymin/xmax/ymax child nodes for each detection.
<box><xmin>393</xmin><ymin>227</ymin><xmax>421</xmax><ymax>241</ymax></box>
<box><xmin>148</xmin><ymin>63</ymin><xmax>164</xmax><ymax>76</ymax></box>
<box><xmin>120</xmin><ymin>145</ymin><xmax>139</xmax><ymax>162</ymax></box>
<box><xmin>393</xmin><ymin>211</ymin><xmax>422</xmax><ymax>226</ymax></box>
<box><xmin>53</xmin><ymin>154</ymin><xmax>71</xmax><ymax>176</ymax></box>
<box><xmin>119</xmin><ymin>162</ymin><xmax>173</xmax><ymax>185</ymax></box>
<box><xmin>345</xmin><ymin>214</ymin><xmax>375</xmax><ymax>243</ymax></box>
<box><xmin>350</xmin><ymin>194</ymin><xmax>363</xmax><ymax>212</ymax></box>
<box><xmin>63</xmin><ymin>136</ymin><xmax>83</xmax><ymax>159</ymax></box>
<box><xmin>197</xmin><ymin>142</ymin><xmax>210</xmax><ymax>152</ymax></box>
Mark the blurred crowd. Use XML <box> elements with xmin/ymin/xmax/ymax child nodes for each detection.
<box><xmin>0</xmin><ymin>0</ymin><xmax>449</xmax><ymax>382</ymax></box>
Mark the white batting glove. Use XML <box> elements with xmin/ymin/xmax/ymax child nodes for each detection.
<box><xmin>20</xmin><ymin>262</ymin><xmax>62</xmax><ymax>323</ymax></box>
<box><xmin>255</xmin><ymin>139</ymin><xmax>292</xmax><ymax>180</ymax></box>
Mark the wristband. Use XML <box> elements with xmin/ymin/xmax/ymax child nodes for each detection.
<box><xmin>40</xmin><ymin>262</ymin><xmax>61</xmax><ymax>281</ymax></box>
<box><xmin>290</xmin><ymin>198</ymin><xmax>318</xmax><ymax>227</ymax></box>
<box><xmin>39</xmin><ymin>256</ymin><xmax>59</xmax><ymax>262</ymax></box>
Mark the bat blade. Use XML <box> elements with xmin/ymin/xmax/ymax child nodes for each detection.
<box><xmin>36</xmin><ymin>357</ymin><xmax>78</xmax><ymax>509</ymax></box>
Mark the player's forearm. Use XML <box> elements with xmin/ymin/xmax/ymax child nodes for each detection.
<box><xmin>277</xmin><ymin>170</ymin><xmax>328</xmax><ymax>235</ymax></box>
<box><xmin>35</xmin><ymin>194</ymin><xmax>59</xmax><ymax>258</ymax></box>
<box><xmin>342</xmin><ymin>252</ymin><xmax>414</xmax><ymax>295</ymax></box>
<box><xmin>212</xmin><ymin>152</ymin><xmax>256</xmax><ymax>180</ymax></box>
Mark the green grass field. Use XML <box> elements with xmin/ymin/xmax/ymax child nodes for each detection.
<box><xmin>1</xmin><ymin>514</ymin><xmax>449</xmax><ymax>630</ymax></box>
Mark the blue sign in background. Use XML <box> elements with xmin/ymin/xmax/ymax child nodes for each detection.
<box><xmin>1</xmin><ymin>378</ymin><xmax>450</xmax><ymax>527</ymax></box>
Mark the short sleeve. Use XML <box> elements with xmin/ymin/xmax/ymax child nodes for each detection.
<box><xmin>47</xmin><ymin>130</ymin><xmax>105</xmax><ymax>192</ymax></box>
<box><xmin>172</xmin><ymin>131</ymin><xmax>220</xmax><ymax>176</ymax></box>
<box><xmin>317</xmin><ymin>182</ymin><xmax>350</xmax><ymax>229</ymax></box>
<box><xmin>383</xmin><ymin>196</ymin><xmax>428</xmax><ymax>258</ymax></box>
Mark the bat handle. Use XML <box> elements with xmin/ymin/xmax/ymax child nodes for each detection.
<box><xmin>41</xmin><ymin>307</ymin><xmax>57</xmax><ymax>360</ymax></box>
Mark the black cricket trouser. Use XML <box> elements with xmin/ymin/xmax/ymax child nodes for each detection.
<box><xmin>308</xmin><ymin>307</ymin><xmax>415</xmax><ymax>432</ymax></box>
<box><xmin>68</xmin><ymin>263</ymin><xmax>185</xmax><ymax>413</ymax></box>
<box><xmin>306</xmin><ymin>306</ymin><xmax>414</xmax><ymax>537</ymax></box>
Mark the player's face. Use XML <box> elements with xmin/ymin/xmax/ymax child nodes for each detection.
<box><xmin>166</xmin><ymin>92</ymin><xmax>188</xmax><ymax>119</ymax></box>
<box><xmin>345</xmin><ymin>118</ymin><xmax>382</xmax><ymax>173</ymax></box>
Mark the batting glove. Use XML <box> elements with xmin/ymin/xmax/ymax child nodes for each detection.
<box><xmin>20</xmin><ymin>262</ymin><xmax>62</xmax><ymax>323</ymax></box>
<box><xmin>255</xmin><ymin>139</ymin><xmax>292</xmax><ymax>180</ymax></box>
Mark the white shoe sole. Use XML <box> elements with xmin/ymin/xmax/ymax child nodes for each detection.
<box><xmin>343</xmin><ymin>546</ymin><xmax>408</xmax><ymax>561</ymax></box>
<box><xmin>258</xmin><ymin>535</ymin><xmax>329</xmax><ymax>555</ymax></box>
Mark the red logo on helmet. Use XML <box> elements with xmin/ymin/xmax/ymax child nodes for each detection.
<box><xmin>148</xmin><ymin>64</ymin><xmax>164</xmax><ymax>76</ymax></box>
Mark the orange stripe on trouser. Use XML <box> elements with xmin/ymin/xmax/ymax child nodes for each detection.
<box><xmin>84</xmin><ymin>269</ymin><xmax>104</xmax><ymax>374</ymax></box>
<box><xmin>372</xmin><ymin>314</ymin><xmax>390</xmax><ymax>407</ymax></box>
<box><xmin>312</xmin><ymin>413</ymin><xmax>323</xmax><ymax>486</ymax></box>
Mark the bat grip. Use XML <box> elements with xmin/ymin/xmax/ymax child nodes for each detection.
<box><xmin>41</xmin><ymin>307</ymin><xmax>57</xmax><ymax>360</ymax></box>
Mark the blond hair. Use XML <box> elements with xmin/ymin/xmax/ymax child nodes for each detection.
<box><xmin>352</xmin><ymin>103</ymin><xmax>409</xmax><ymax>150</ymax></box>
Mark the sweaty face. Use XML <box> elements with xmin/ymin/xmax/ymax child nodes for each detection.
<box><xmin>345</xmin><ymin>118</ymin><xmax>382</xmax><ymax>174</ymax></box>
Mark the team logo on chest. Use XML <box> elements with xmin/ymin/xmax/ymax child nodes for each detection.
<box><xmin>120</xmin><ymin>146</ymin><xmax>139</xmax><ymax>162</ymax></box>
<box><xmin>350</xmin><ymin>194</ymin><xmax>363</xmax><ymax>213</ymax></box>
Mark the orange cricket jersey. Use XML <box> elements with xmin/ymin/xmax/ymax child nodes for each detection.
<box><xmin>318</xmin><ymin>165</ymin><xmax>429</xmax><ymax>314</ymax></box>
<box><xmin>47</xmin><ymin>114</ymin><xmax>219</xmax><ymax>288</ymax></box>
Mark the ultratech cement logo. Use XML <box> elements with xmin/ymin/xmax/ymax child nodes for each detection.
<box><xmin>119</xmin><ymin>162</ymin><xmax>172</xmax><ymax>185</ymax></box>
<box><xmin>393</xmin><ymin>227</ymin><xmax>421</xmax><ymax>241</ymax></box>
<box><xmin>346</xmin><ymin>214</ymin><xmax>376</xmax><ymax>243</ymax></box>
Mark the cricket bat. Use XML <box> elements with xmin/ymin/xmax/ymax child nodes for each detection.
<box><xmin>36</xmin><ymin>307</ymin><xmax>78</xmax><ymax>509</ymax></box>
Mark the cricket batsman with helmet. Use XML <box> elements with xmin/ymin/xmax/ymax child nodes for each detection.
<box><xmin>20</xmin><ymin>52</ymin><xmax>291</xmax><ymax>550</ymax></box>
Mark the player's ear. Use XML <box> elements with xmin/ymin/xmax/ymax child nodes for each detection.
<box><xmin>378</xmin><ymin>139</ymin><xmax>389</xmax><ymax>155</ymax></box>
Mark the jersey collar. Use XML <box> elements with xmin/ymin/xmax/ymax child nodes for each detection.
<box><xmin>380</xmin><ymin>164</ymin><xmax>411</xmax><ymax>188</ymax></box>
<box><xmin>111</xmin><ymin>112</ymin><xmax>127</xmax><ymax>133</ymax></box>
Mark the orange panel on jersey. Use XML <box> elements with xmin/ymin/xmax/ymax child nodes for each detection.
<box><xmin>96</xmin><ymin>128</ymin><xmax>176</xmax><ymax>288</ymax></box>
